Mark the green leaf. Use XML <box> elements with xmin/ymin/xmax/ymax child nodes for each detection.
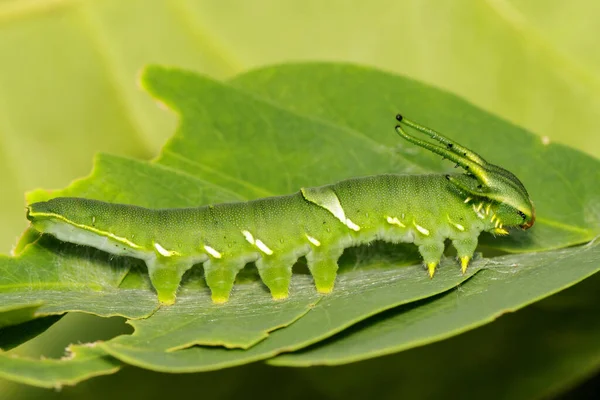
<box><xmin>294</xmin><ymin>268</ymin><xmax>600</xmax><ymax>400</ymax></box>
<box><xmin>106</xmin><ymin>276</ymin><xmax>323</xmax><ymax>351</ymax></box>
<box><xmin>99</xmin><ymin>257</ymin><xmax>483</xmax><ymax>371</ymax></box>
<box><xmin>1</xmin><ymin>63</ymin><xmax>599</xmax><ymax>384</ymax></box>
<box><xmin>0</xmin><ymin>345</ymin><xmax>120</xmax><ymax>389</ymax></box>
<box><xmin>0</xmin><ymin>236</ymin><xmax>157</xmax><ymax>320</ymax></box>
<box><xmin>270</xmin><ymin>241</ymin><xmax>600</xmax><ymax>366</ymax></box>
<box><xmin>0</xmin><ymin>304</ymin><xmax>45</xmax><ymax>330</ymax></box>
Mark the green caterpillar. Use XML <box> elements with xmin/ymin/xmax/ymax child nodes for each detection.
<box><xmin>26</xmin><ymin>115</ymin><xmax>535</xmax><ymax>305</ymax></box>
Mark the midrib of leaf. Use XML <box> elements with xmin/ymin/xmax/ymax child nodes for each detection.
<box><xmin>158</xmin><ymin>149</ymin><xmax>273</xmax><ymax>198</ymax></box>
<box><xmin>131</xmin><ymin>155</ymin><xmax>248</xmax><ymax>204</ymax></box>
<box><xmin>486</xmin><ymin>0</ymin><xmax>600</xmax><ymax>96</ymax></box>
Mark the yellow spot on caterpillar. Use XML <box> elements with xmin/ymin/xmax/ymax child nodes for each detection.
<box><xmin>204</xmin><ymin>245</ymin><xmax>222</xmax><ymax>259</ymax></box>
<box><xmin>427</xmin><ymin>262</ymin><xmax>437</xmax><ymax>278</ymax></box>
<box><xmin>476</xmin><ymin>202</ymin><xmax>483</xmax><ymax>212</ymax></box>
<box><xmin>413</xmin><ymin>222</ymin><xmax>430</xmax><ymax>236</ymax></box>
<box><xmin>255</xmin><ymin>239</ymin><xmax>274</xmax><ymax>255</ymax></box>
<box><xmin>242</xmin><ymin>230</ymin><xmax>255</xmax><ymax>245</ymax></box>
<box><xmin>317</xmin><ymin>285</ymin><xmax>333</xmax><ymax>294</ymax></box>
<box><xmin>494</xmin><ymin>227</ymin><xmax>509</xmax><ymax>235</ymax></box>
<box><xmin>495</xmin><ymin>219</ymin><xmax>500</xmax><ymax>228</ymax></box>
<box><xmin>212</xmin><ymin>296</ymin><xmax>228</xmax><ymax>304</ymax></box>
<box><xmin>272</xmin><ymin>292</ymin><xmax>288</xmax><ymax>300</ymax></box>
<box><xmin>153</xmin><ymin>242</ymin><xmax>179</xmax><ymax>257</ymax></box>
<box><xmin>386</xmin><ymin>216</ymin><xmax>406</xmax><ymax>228</ymax></box>
<box><xmin>491</xmin><ymin>214</ymin><xmax>496</xmax><ymax>223</ymax></box>
<box><xmin>485</xmin><ymin>204</ymin><xmax>491</xmax><ymax>216</ymax></box>
<box><xmin>464</xmin><ymin>197</ymin><xmax>472</xmax><ymax>204</ymax></box>
<box><xmin>92</xmin><ymin>216</ymin><xmax>96</xmax><ymax>224</ymax></box>
<box><xmin>345</xmin><ymin>219</ymin><xmax>361</xmax><ymax>231</ymax></box>
<box><xmin>460</xmin><ymin>256</ymin><xmax>470</xmax><ymax>274</ymax></box>
<box><xmin>305</xmin><ymin>234</ymin><xmax>321</xmax><ymax>247</ymax></box>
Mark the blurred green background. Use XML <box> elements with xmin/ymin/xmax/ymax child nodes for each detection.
<box><xmin>1</xmin><ymin>0</ymin><xmax>599</xmax><ymax>398</ymax></box>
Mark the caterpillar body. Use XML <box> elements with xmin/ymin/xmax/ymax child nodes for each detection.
<box><xmin>26</xmin><ymin>115</ymin><xmax>535</xmax><ymax>305</ymax></box>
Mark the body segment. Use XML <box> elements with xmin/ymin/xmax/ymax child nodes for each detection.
<box><xmin>26</xmin><ymin>115</ymin><xmax>535</xmax><ymax>304</ymax></box>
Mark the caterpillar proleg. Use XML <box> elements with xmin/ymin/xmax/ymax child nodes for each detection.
<box><xmin>26</xmin><ymin>115</ymin><xmax>535</xmax><ymax>305</ymax></box>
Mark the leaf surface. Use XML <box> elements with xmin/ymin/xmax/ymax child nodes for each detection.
<box><xmin>0</xmin><ymin>345</ymin><xmax>120</xmax><ymax>389</ymax></box>
<box><xmin>271</xmin><ymin>241</ymin><xmax>600</xmax><ymax>366</ymax></box>
<box><xmin>1</xmin><ymin>63</ymin><xmax>598</xmax><ymax>383</ymax></box>
<box><xmin>294</xmin><ymin>266</ymin><xmax>600</xmax><ymax>400</ymax></box>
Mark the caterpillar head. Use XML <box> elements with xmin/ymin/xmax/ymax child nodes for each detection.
<box><xmin>395</xmin><ymin>114</ymin><xmax>535</xmax><ymax>233</ymax></box>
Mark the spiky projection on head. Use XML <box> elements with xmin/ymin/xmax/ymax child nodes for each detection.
<box><xmin>395</xmin><ymin>114</ymin><xmax>535</xmax><ymax>232</ymax></box>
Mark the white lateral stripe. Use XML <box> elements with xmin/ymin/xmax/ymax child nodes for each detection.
<box><xmin>413</xmin><ymin>222</ymin><xmax>430</xmax><ymax>236</ymax></box>
<box><xmin>386</xmin><ymin>216</ymin><xmax>406</xmax><ymax>228</ymax></box>
<box><xmin>305</xmin><ymin>234</ymin><xmax>321</xmax><ymax>247</ymax></box>
<box><xmin>345</xmin><ymin>219</ymin><xmax>361</xmax><ymax>231</ymax></box>
<box><xmin>241</xmin><ymin>230</ymin><xmax>255</xmax><ymax>245</ymax></box>
<box><xmin>255</xmin><ymin>239</ymin><xmax>273</xmax><ymax>255</ymax></box>
<box><xmin>204</xmin><ymin>245</ymin><xmax>222</xmax><ymax>259</ymax></box>
<box><xmin>153</xmin><ymin>242</ymin><xmax>178</xmax><ymax>257</ymax></box>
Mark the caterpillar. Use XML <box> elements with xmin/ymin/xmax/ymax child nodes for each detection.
<box><xmin>26</xmin><ymin>115</ymin><xmax>535</xmax><ymax>305</ymax></box>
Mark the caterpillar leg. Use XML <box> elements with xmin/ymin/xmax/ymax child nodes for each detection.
<box><xmin>203</xmin><ymin>259</ymin><xmax>247</xmax><ymax>304</ymax></box>
<box><xmin>255</xmin><ymin>254</ymin><xmax>297</xmax><ymax>300</ymax></box>
<box><xmin>305</xmin><ymin>247</ymin><xmax>344</xmax><ymax>294</ymax></box>
<box><xmin>452</xmin><ymin>237</ymin><xmax>478</xmax><ymax>274</ymax></box>
<box><xmin>417</xmin><ymin>241</ymin><xmax>445</xmax><ymax>278</ymax></box>
<box><xmin>145</xmin><ymin>257</ymin><xmax>194</xmax><ymax>305</ymax></box>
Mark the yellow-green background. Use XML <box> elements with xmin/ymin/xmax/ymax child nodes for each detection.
<box><xmin>1</xmin><ymin>0</ymin><xmax>598</xmax><ymax>397</ymax></box>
